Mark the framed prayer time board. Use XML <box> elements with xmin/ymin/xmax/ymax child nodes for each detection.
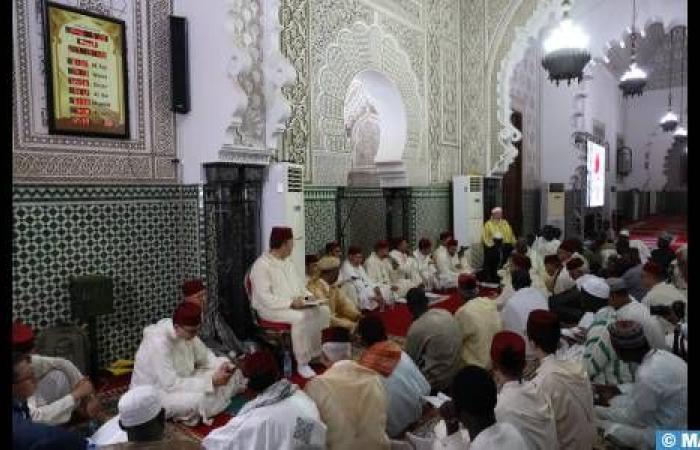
<box><xmin>44</xmin><ymin>2</ymin><xmax>130</xmax><ymax>138</ymax></box>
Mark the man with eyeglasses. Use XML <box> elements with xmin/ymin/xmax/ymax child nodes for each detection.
<box><xmin>130</xmin><ymin>302</ymin><xmax>247</xmax><ymax>426</ymax></box>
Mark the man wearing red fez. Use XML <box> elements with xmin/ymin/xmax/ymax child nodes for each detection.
<box><xmin>413</xmin><ymin>237</ymin><xmax>439</xmax><ymax>290</ymax></box>
<box><xmin>339</xmin><ymin>245</ymin><xmax>390</xmax><ymax>312</ymax></box>
<box><xmin>364</xmin><ymin>240</ymin><xmax>401</xmax><ymax>302</ymax></box>
<box><xmin>12</xmin><ymin>320</ymin><xmax>105</xmax><ymax>426</ymax></box>
<box><xmin>182</xmin><ymin>279</ymin><xmax>206</xmax><ymax>309</ymax></box>
<box><xmin>130</xmin><ymin>302</ymin><xmax>246</xmax><ymax>425</ymax></box>
<box><xmin>490</xmin><ymin>331</ymin><xmax>558</xmax><ymax>450</ymax></box>
<box><xmin>249</xmin><ymin>227</ymin><xmax>331</xmax><ymax>379</ymax></box>
<box><xmin>434</xmin><ymin>238</ymin><xmax>473</xmax><ymax>289</ymax></box>
<box><xmin>640</xmin><ymin>260</ymin><xmax>687</xmax><ymax>335</ymax></box>
<box><xmin>203</xmin><ymin>351</ymin><xmax>327</xmax><ymax>449</ymax></box>
<box><xmin>454</xmin><ymin>272</ymin><xmax>502</xmax><ymax>369</ymax></box>
<box><xmin>527</xmin><ymin>310</ymin><xmax>596</xmax><ymax>450</ymax></box>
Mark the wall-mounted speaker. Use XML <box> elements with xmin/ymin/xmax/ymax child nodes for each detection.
<box><xmin>170</xmin><ymin>16</ymin><xmax>190</xmax><ymax>113</ymax></box>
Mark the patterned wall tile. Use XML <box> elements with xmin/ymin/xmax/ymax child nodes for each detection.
<box><xmin>304</xmin><ymin>187</ymin><xmax>338</xmax><ymax>255</ymax></box>
<box><xmin>338</xmin><ymin>188</ymin><xmax>387</xmax><ymax>254</ymax></box>
<box><xmin>13</xmin><ymin>185</ymin><xmax>201</xmax><ymax>367</ymax></box>
<box><xmin>411</xmin><ymin>186</ymin><xmax>451</xmax><ymax>244</ymax></box>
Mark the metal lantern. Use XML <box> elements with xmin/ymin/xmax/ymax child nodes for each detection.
<box><xmin>542</xmin><ymin>0</ymin><xmax>591</xmax><ymax>85</ymax></box>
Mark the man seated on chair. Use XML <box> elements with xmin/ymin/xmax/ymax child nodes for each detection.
<box><xmin>364</xmin><ymin>240</ymin><xmax>400</xmax><ymax>302</ymax></box>
<box><xmin>388</xmin><ymin>238</ymin><xmax>424</xmax><ymax>297</ymax></box>
<box><xmin>249</xmin><ymin>226</ymin><xmax>331</xmax><ymax>379</ymax></box>
<box><xmin>304</xmin><ymin>327</ymin><xmax>390</xmax><ymax>450</ymax></box>
<box><xmin>130</xmin><ymin>302</ymin><xmax>247</xmax><ymax>425</ymax></box>
<box><xmin>12</xmin><ymin>320</ymin><xmax>108</xmax><ymax>426</ymax></box>
<box><xmin>339</xmin><ymin>246</ymin><xmax>389</xmax><ymax>311</ymax></box>
<box><xmin>307</xmin><ymin>255</ymin><xmax>361</xmax><ymax>331</ymax></box>
<box><xmin>90</xmin><ymin>385</ymin><xmax>166</xmax><ymax>447</ymax></box>
<box><xmin>413</xmin><ymin>238</ymin><xmax>439</xmax><ymax>291</ymax></box>
<box><xmin>203</xmin><ymin>351</ymin><xmax>326</xmax><ymax>450</ymax></box>
<box><xmin>435</xmin><ymin>238</ymin><xmax>471</xmax><ymax>289</ymax></box>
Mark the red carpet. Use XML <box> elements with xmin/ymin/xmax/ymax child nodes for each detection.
<box><xmin>625</xmin><ymin>215</ymin><xmax>687</xmax><ymax>252</ymax></box>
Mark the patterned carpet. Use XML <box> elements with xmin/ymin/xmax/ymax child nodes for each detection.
<box><xmin>625</xmin><ymin>214</ymin><xmax>687</xmax><ymax>251</ymax></box>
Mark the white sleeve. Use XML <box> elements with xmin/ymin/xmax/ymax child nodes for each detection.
<box><xmin>31</xmin><ymin>355</ymin><xmax>83</xmax><ymax>385</ymax></box>
<box><xmin>27</xmin><ymin>393</ymin><xmax>76</xmax><ymax>425</ymax></box>
<box><xmin>250</xmin><ymin>259</ymin><xmax>293</xmax><ymax>311</ymax></box>
<box><xmin>431</xmin><ymin>420</ymin><xmax>469</xmax><ymax>450</ymax></box>
<box><xmin>148</xmin><ymin>337</ymin><xmax>214</xmax><ymax>394</ymax></box>
<box><xmin>435</xmin><ymin>251</ymin><xmax>453</xmax><ymax>274</ymax></box>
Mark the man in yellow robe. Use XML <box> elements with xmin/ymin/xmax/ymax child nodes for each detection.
<box><xmin>307</xmin><ymin>256</ymin><xmax>362</xmax><ymax>331</ymax></box>
<box><xmin>482</xmin><ymin>207</ymin><xmax>516</xmax><ymax>283</ymax></box>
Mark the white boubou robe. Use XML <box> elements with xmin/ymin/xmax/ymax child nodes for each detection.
<box><xmin>533</xmin><ymin>237</ymin><xmax>561</xmax><ymax>258</ymax></box>
<box><xmin>433</xmin><ymin>246</ymin><xmax>470</xmax><ymax>289</ymax></box>
<box><xmin>552</xmin><ymin>252</ymin><xmax>589</xmax><ymax>294</ymax></box>
<box><xmin>249</xmin><ymin>253</ymin><xmax>331</xmax><ymax>365</ymax></box>
<box><xmin>432</xmin><ymin>420</ymin><xmax>527</xmax><ymax>450</ymax></box>
<box><xmin>495</xmin><ymin>380</ymin><xmax>558</xmax><ymax>450</ymax></box>
<box><xmin>413</xmin><ymin>249</ymin><xmax>439</xmax><ymax>291</ymax></box>
<box><xmin>388</xmin><ymin>250</ymin><xmax>423</xmax><ymax>297</ymax></box>
<box><xmin>202</xmin><ymin>390</ymin><xmax>327</xmax><ymax>450</ymax></box>
<box><xmin>596</xmin><ymin>349</ymin><xmax>687</xmax><ymax>450</ymax></box>
<box><xmin>499</xmin><ymin>287</ymin><xmax>549</xmax><ymax>360</ymax></box>
<box><xmin>595</xmin><ymin>301</ymin><xmax>668</xmax><ymax>351</ymax></box>
<box><xmin>339</xmin><ymin>260</ymin><xmax>392</xmax><ymax>310</ymax></box>
<box><xmin>364</xmin><ymin>252</ymin><xmax>399</xmax><ymax>302</ymax></box>
<box><xmin>130</xmin><ymin>318</ymin><xmax>247</xmax><ymax>425</ymax></box>
<box><xmin>27</xmin><ymin>354</ymin><xmax>84</xmax><ymax>425</ymax></box>
<box><xmin>641</xmin><ymin>281</ymin><xmax>687</xmax><ymax>335</ymax></box>
<box><xmin>531</xmin><ymin>355</ymin><xmax>597</xmax><ymax>450</ymax></box>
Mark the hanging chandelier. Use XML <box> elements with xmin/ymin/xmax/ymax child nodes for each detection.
<box><xmin>619</xmin><ymin>0</ymin><xmax>647</xmax><ymax>97</ymax></box>
<box><xmin>673</xmin><ymin>29</ymin><xmax>687</xmax><ymax>145</ymax></box>
<box><xmin>660</xmin><ymin>28</ymin><xmax>679</xmax><ymax>132</ymax></box>
<box><xmin>541</xmin><ymin>0</ymin><xmax>591</xmax><ymax>85</ymax></box>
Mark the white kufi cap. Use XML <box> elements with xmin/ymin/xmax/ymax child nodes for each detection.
<box><xmin>619</xmin><ymin>229</ymin><xmax>630</xmax><ymax>237</ymax></box>
<box><xmin>580</xmin><ymin>276</ymin><xmax>610</xmax><ymax>300</ymax></box>
<box><xmin>118</xmin><ymin>385</ymin><xmax>162</xmax><ymax>428</ymax></box>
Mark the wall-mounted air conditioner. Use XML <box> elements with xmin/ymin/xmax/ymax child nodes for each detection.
<box><xmin>262</xmin><ymin>163</ymin><xmax>305</xmax><ymax>282</ymax></box>
<box><xmin>541</xmin><ymin>182</ymin><xmax>566</xmax><ymax>232</ymax></box>
<box><xmin>453</xmin><ymin>175</ymin><xmax>484</xmax><ymax>247</ymax></box>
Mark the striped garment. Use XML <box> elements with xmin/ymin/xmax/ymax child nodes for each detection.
<box><xmin>583</xmin><ymin>318</ymin><xmax>635</xmax><ymax>386</ymax></box>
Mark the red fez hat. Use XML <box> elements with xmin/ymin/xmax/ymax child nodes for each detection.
<box><xmin>13</xmin><ymin>320</ymin><xmax>35</xmax><ymax>351</ymax></box>
<box><xmin>642</xmin><ymin>261</ymin><xmax>663</xmax><ymax>277</ymax></box>
<box><xmin>458</xmin><ymin>273</ymin><xmax>478</xmax><ymax>290</ymax></box>
<box><xmin>418</xmin><ymin>238</ymin><xmax>432</xmax><ymax>250</ymax></box>
<box><xmin>182</xmin><ymin>279</ymin><xmax>205</xmax><ymax>297</ymax></box>
<box><xmin>565</xmin><ymin>257</ymin><xmax>584</xmax><ymax>272</ymax></box>
<box><xmin>544</xmin><ymin>254</ymin><xmax>561</xmax><ymax>266</ymax></box>
<box><xmin>240</xmin><ymin>351</ymin><xmax>280</xmax><ymax>380</ymax></box>
<box><xmin>305</xmin><ymin>254</ymin><xmax>319</xmax><ymax>266</ymax></box>
<box><xmin>348</xmin><ymin>246</ymin><xmax>363</xmax><ymax>256</ymax></box>
<box><xmin>490</xmin><ymin>331</ymin><xmax>526</xmax><ymax>367</ymax></box>
<box><xmin>447</xmin><ymin>239</ymin><xmax>458</xmax><ymax>247</ymax></box>
<box><xmin>439</xmin><ymin>231</ymin><xmax>453</xmax><ymax>241</ymax></box>
<box><xmin>322</xmin><ymin>326</ymin><xmax>351</xmax><ymax>343</ymax></box>
<box><xmin>511</xmin><ymin>253</ymin><xmax>532</xmax><ymax>271</ymax></box>
<box><xmin>559</xmin><ymin>239</ymin><xmax>578</xmax><ymax>254</ymax></box>
<box><xmin>375</xmin><ymin>240</ymin><xmax>390</xmax><ymax>250</ymax></box>
<box><xmin>173</xmin><ymin>302</ymin><xmax>202</xmax><ymax>327</ymax></box>
<box><xmin>526</xmin><ymin>310</ymin><xmax>559</xmax><ymax>341</ymax></box>
<box><xmin>270</xmin><ymin>226</ymin><xmax>293</xmax><ymax>242</ymax></box>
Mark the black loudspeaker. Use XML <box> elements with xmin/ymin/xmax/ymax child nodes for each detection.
<box><xmin>170</xmin><ymin>16</ymin><xmax>190</xmax><ymax>113</ymax></box>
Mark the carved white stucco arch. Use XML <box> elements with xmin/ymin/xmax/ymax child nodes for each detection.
<box><xmin>314</xmin><ymin>21</ymin><xmax>422</xmax><ymax>185</ymax></box>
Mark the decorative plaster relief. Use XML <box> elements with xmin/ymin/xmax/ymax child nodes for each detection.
<box><xmin>361</xmin><ymin>0</ymin><xmax>423</xmax><ymax>26</ymax></box>
<box><xmin>12</xmin><ymin>0</ymin><xmax>175</xmax><ymax>183</ymax></box>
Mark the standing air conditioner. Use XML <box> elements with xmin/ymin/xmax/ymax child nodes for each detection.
<box><xmin>541</xmin><ymin>182</ymin><xmax>566</xmax><ymax>232</ymax></box>
<box><xmin>262</xmin><ymin>163</ymin><xmax>305</xmax><ymax>282</ymax></box>
<box><xmin>453</xmin><ymin>175</ymin><xmax>484</xmax><ymax>246</ymax></box>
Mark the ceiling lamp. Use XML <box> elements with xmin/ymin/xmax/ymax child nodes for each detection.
<box><xmin>541</xmin><ymin>0</ymin><xmax>591</xmax><ymax>85</ymax></box>
<box><xmin>673</xmin><ymin>29</ymin><xmax>687</xmax><ymax>145</ymax></box>
<box><xmin>619</xmin><ymin>0</ymin><xmax>647</xmax><ymax>97</ymax></box>
<box><xmin>660</xmin><ymin>29</ymin><xmax>679</xmax><ymax>132</ymax></box>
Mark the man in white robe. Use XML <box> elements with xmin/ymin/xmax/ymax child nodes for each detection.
<box><xmin>413</xmin><ymin>238</ymin><xmax>439</xmax><ymax>291</ymax></box>
<box><xmin>490</xmin><ymin>331</ymin><xmax>558</xmax><ymax>450</ymax></box>
<box><xmin>618</xmin><ymin>229</ymin><xmax>651</xmax><ymax>264</ymax></box>
<box><xmin>364</xmin><ymin>240</ymin><xmax>400</xmax><ymax>301</ymax></box>
<box><xmin>432</xmin><ymin>366</ymin><xmax>527</xmax><ymax>450</ymax></box>
<box><xmin>338</xmin><ymin>246</ymin><xmax>390</xmax><ymax>310</ymax></box>
<box><xmin>130</xmin><ymin>302</ymin><xmax>247</xmax><ymax>425</ymax></box>
<box><xmin>527</xmin><ymin>310</ymin><xmax>597</xmax><ymax>450</ymax></box>
<box><xmin>389</xmin><ymin>238</ymin><xmax>424</xmax><ymax>296</ymax></box>
<box><xmin>640</xmin><ymin>261</ymin><xmax>687</xmax><ymax>335</ymax></box>
<box><xmin>249</xmin><ymin>226</ymin><xmax>331</xmax><ymax>379</ymax></box>
<box><xmin>595</xmin><ymin>278</ymin><xmax>668</xmax><ymax>351</ymax></box>
<box><xmin>552</xmin><ymin>239</ymin><xmax>588</xmax><ymax>294</ymax></box>
<box><xmin>435</xmin><ymin>239</ymin><xmax>470</xmax><ymax>289</ymax></box>
<box><xmin>203</xmin><ymin>351</ymin><xmax>326</xmax><ymax>450</ymax></box>
<box><xmin>596</xmin><ymin>320</ymin><xmax>687</xmax><ymax>450</ymax></box>
<box><xmin>532</xmin><ymin>225</ymin><xmax>561</xmax><ymax>258</ymax></box>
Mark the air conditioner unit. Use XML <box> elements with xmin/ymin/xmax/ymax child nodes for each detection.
<box><xmin>453</xmin><ymin>175</ymin><xmax>484</xmax><ymax>247</ymax></box>
<box><xmin>262</xmin><ymin>163</ymin><xmax>305</xmax><ymax>282</ymax></box>
<box><xmin>541</xmin><ymin>182</ymin><xmax>566</xmax><ymax>232</ymax></box>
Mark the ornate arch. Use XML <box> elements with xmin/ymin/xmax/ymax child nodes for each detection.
<box><xmin>312</xmin><ymin>21</ymin><xmax>423</xmax><ymax>184</ymax></box>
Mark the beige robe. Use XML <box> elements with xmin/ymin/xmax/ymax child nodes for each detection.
<box><xmin>249</xmin><ymin>253</ymin><xmax>331</xmax><ymax>365</ymax></box>
<box><xmin>454</xmin><ymin>297</ymin><xmax>502</xmax><ymax>369</ymax></box>
<box><xmin>304</xmin><ymin>360</ymin><xmax>390</xmax><ymax>450</ymax></box>
<box><xmin>531</xmin><ymin>355</ymin><xmax>596</xmax><ymax>450</ymax></box>
<box><xmin>495</xmin><ymin>380</ymin><xmax>558</xmax><ymax>450</ymax></box>
<box><xmin>306</xmin><ymin>277</ymin><xmax>360</xmax><ymax>330</ymax></box>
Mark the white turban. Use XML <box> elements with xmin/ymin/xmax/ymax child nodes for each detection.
<box><xmin>118</xmin><ymin>385</ymin><xmax>162</xmax><ymax>428</ymax></box>
<box><xmin>321</xmin><ymin>342</ymin><xmax>351</xmax><ymax>363</ymax></box>
<box><xmin>580</xmin><ymin>276</ymin><xmax>610</xmax><ymax>299</ymax></box>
